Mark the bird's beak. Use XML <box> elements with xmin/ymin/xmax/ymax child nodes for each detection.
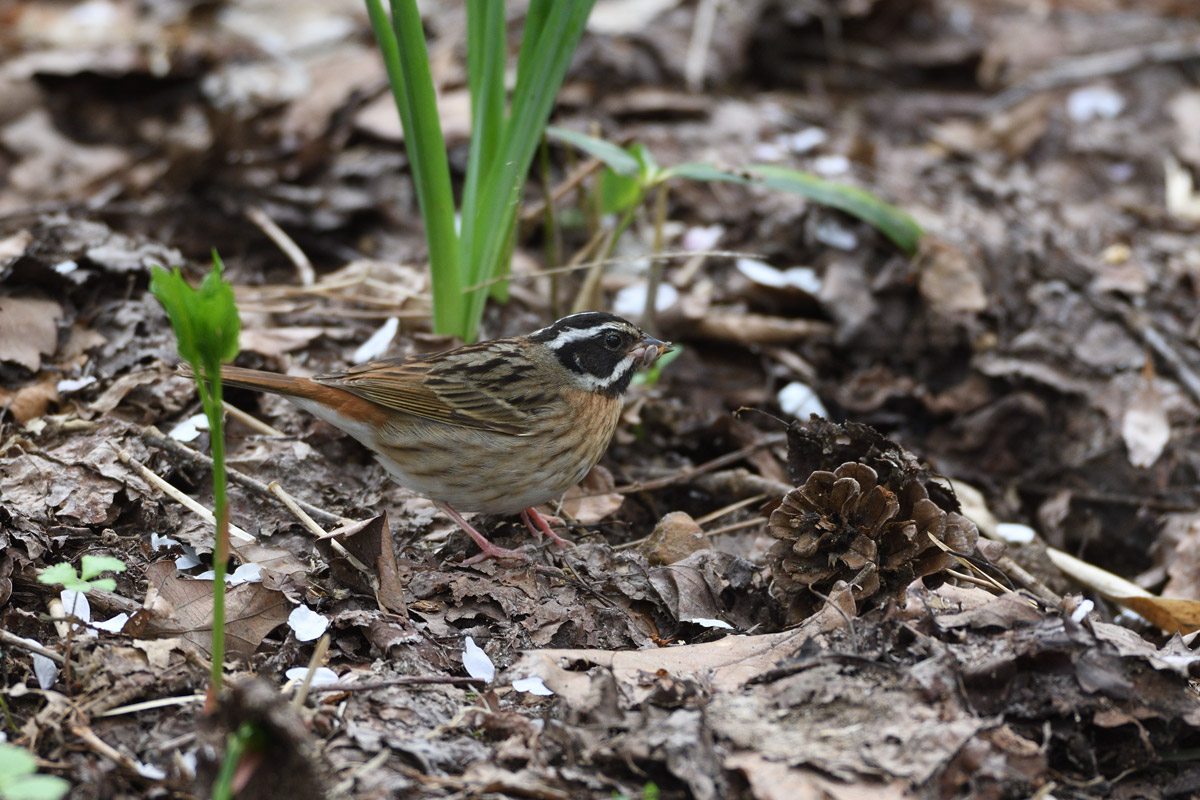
<box><xmin>630</xmin><ymin>334</ymin><xmax>673</xmax><ymax>367</ymax></box>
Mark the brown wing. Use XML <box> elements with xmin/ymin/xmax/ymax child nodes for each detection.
<box><xmin>312</xmin><ymin>342</ymin><xmax>547</xmax><ymax>435</ymax></box>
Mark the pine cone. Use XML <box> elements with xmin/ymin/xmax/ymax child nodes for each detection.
<box><xmin>768</xmin><ymin>461</ymin><xmax>978</xmax><ymax>614</ymax></box>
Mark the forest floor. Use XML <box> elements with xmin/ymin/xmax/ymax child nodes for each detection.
<box><xmin>4</xmin><ymin>1</ymin><xmax>1200</xmax><ymax>798</ymax></box>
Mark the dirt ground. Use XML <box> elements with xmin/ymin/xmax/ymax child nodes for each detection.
<box><xmin>4</xmin><ymin>1</ymin><xmax>1200</xmax><ymax>798</ymax></box>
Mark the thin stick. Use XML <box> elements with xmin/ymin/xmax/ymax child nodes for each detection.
<box><xmin>307</xmin><ymin>675</ymin><xmax>487</xmax><ymax>693</ymax></box>
<box><xmin>685</xmin><ymin>0</ymin><xmax>719</xmax><ymax>91</ymax></box>
<box><xmin>118</xmin><ymin>450</ymin><xmax>254</xmax><ymax>542</ymax></box>
<box><xmin>0</xmin><ymin>629</ymin><xmax>66</xmax><ymax>665</ymax></box>
<box><xmin>694</xmin><ymin>494</ymin><xmax>767</xmax><ymax>525</ymax></box>
<box><xmin>95</xmin><ymin>695</ymin><xmax>207</xmax><ymax>718</ymax></box>
<box><xmin>268</xmin><ymin>482</ymin><xmax>378</xmax><ymax>587</ymax></box>
<box><xmin>292</xmin><ymin>633</ymin><xmax>331</xmax><ymax>710</ymax></box>
<box><xmin>222</xmin><ymin>401</ymin><xmax>286</xmax><ymax>437</ymax></box>
<box><xmin>141</xmin><ymin>425</ymin><xmax>351</xmax><ymax>528</ymax></box>
<box><xmin>247</xmin><ymin>206</ymin><xmax>315</xmax><ymax>287</ymax></box>
<box><xmin>607</xmin><ymin>433</ymin><xmax>787</xmax><ymax>495</ymax></box>
<box><xmin>464</xmin><ymin>248</ymin><xmax>757</xmax><ymax>292</ymax></box>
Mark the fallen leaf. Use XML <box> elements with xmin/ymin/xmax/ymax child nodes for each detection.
<box><xmin>1121</xmin><ymin>365</ymin><xmax>1170</xmax><ymax>468</ymax></box>
<box><xmin>139</xmin><ymin>561</ymin><xmax>290</xmax><ymax>660</ymax></box>
<box><xmin>0</xmin><ymin>295</ymin><xmax>61</xmax><ymax>370</ymax></box>
<box><xmin>557</xmin><ymin>465</ymin><xmax>622</xmax><ymax>523</ymax></box>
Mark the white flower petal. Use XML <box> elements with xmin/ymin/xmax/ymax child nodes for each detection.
<box><xmin>287</xmin><ymin>605</ymin><xmax>329</xmax><ymax>642</ymax></box>
<box><xmin>512</xmin><ymin>676</ymin><xmax>554</xmax><ymax>696</ymax></box>
<box><xmin>93</xmin><ymin>613</ymin><xmax>129</xmax><ymax>633</ymax></box>
<box><xmin>285</xmin><ymin>666</ymin><xmax>340</xmax><ymax>686</ymax></box>
<box><xmin>687</xmin><ymin>618</ymin><xmax>734</xmax><ymax>630</ymax></box>
<box><xmin>462</xmin><ymin>636</ymin><xmax>495</xmax><ymax>683</ymax></box>
<box><xmin>354</xmin><ymin>317</ymin><xmax>399</xmax><ymax>362</ymax></box>
<box><xmin>168</xmin><ymin>413</ymin><xmax>210</xmax><ymax>442</ymax></box>
<box><xmin>777</xmin><ymin>382</ymin><xmax>828</xmax><ymax>420</ymax></box>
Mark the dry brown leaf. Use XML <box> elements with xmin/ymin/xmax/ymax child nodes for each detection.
<box><xmin>1047</xmin><ymin>547</ymin><xmax>1200</xmax><ymax>634</ymax></box>
<box><xmin>139</xmin><ymin>561</ymin><xmax>291</xmax><ymax>660</ymax></box>
<box><xmin>557</xmin><ymin>464</ymin><xmax>622</xmax><ymax>523</ymax></box>
<box><xmin>240</xmin><ymin>327</ymin><xmax>331</xmax><ymax>357</ymax></box>
<box><xmin>1121</xmin><ymin>364</ymin><xmax>1170</xmax><ymax>468</ymax></box>
<box><xmin>0</xmin><ymin>295</ymin><xmax>61</xmax><ymax>371</ymax></box>
<box><xmin>917</xmin><ymin>237</ymin><xmax>988</xmax><ymax>315</ymax></box>
<box><xmin>691</xmin><ymin>311</ymin><xmax>833</xmax><ymax>345</ymax></box>
<box><xmin>317</xmin><ymin>512</ymin><xmax>408</xmax><ymax>615</ymax></box>
<box><xmin>0</xmin><ymin>374</ymin><xmax>59</xmax><ymax>422</ymax></box>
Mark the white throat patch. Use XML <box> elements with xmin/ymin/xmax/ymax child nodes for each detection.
<box><xmin>571</xmin><ymin>354</ymin><xmax>635</xmax><ymax>391</ymax></box>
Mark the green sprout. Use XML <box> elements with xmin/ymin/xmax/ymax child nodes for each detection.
<box><xmin>37</xmin><ymin>556</ymin><xmax>127</xmax><ymax>594</ymax></box>
<box><xmin>150</xmin><ymin>252</ymin><xmax>240</xmax><ymax>691</ymax></box>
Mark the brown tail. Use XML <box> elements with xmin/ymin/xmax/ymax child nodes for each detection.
<box><xmin>177</xmin><ymin>363</ymin><xmax>322</xmax><ymax>400</ymax></box>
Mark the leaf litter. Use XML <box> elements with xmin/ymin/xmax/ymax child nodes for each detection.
<box><xmin>4</xmin><ymin>1</ymin><xmax>1200</xmax><ymax>798</ymax></box>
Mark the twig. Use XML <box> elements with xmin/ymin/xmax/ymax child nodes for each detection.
<box><xmin>519</xmin><ymin>157</ymin><xmax>605</xmax><ymax>224</ymax></box>
<box><xmin>140</xmin><ymin>425</ymin><xmax>351</xmax><ymax>528</ymax></box>
<box><xmin>95</xmin><ymin>695</ymin><xmax>207</xmax><ymax>718</ymax></box>
<box><xmin>117</xmin><ymin>449</ymin><xmax>254</xmax><ymax>542</ymax></box>
<box><xmin>685</xmin><ymin>0</ymin><xmax>719</xmax><ymax>91</ymax></box>
<box><xmin>984</xmin><ymin>35</ymin><xmax>1200</xmax><ymax>114</ymax></box>
<box><xmin>292</xmin><ymin>633</ymin><xmax>331</xmax><ymax>710</ymax></box>
<box><xmin>71</xmin><ymin>725</ymin><xmax>163</xmax><ymax>780</ymax></box>
<box><xmin>465</xmin><ymin>248</ymin><xmax>757</xmax><ymax>293</ymax></box>
<box><xmin>222</xmin><ymin>401</ymin><xmax>286</xmax><ymax>437</ymax></box>
<box><xmin>269</xmin><ymin>482</ymin><xmax>379</xmax><ymax>597</ymax></box>
<box><xmin>608</xmin><ymin>432</ymin><xmax>787</xmax><ymax>495</ymax></box>
<box><xmin>0</xmin><ymin>629</ymin><xmax>66</xmax><ymax>665</ymax></box>
<box><xmin>694</xmin><ymin>493</ymin><xmax>767</xmax><ymax>525</ymax></box>
<box><xmin>307</xmin><ymin>675</ymin><xmax>487</xmax><ymax>693</ymax></box>
<box><xmin>247</xmin><ymin>206</ymin><xmax>315</xmax><ymax>287</ymax></box>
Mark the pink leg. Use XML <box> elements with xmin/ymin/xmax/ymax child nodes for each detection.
<box><xmin>436</xmin><ymin>502</ymin><xmax>528</xmax><ymax>565</ymax></box>
<box><xmin>521</xmin><ymin>507</ymin><xmax>572</xmax><ymax>548</ymax></box>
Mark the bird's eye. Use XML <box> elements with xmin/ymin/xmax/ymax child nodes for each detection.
<box><xmin>603</xmin><ymin>331</ymin><xmax>622</xmax><ymax>350</ymax></box>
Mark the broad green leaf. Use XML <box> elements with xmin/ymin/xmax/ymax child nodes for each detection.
<box><xmin>747</xmin><ymin>164</ymin><xmax>923</xmax><ymax>255</ymax></box>
<box><xmin>2</xmin><ymin>774</ymin><xmax>72</xmax><ymax>800</ymax></box>
<box><xmin>599</xmin><ymin>167</ymin><xmax>644</xmax><ymax>215</ymax></box>
<box><xmin>80</xmin><ymin>555</ymin><xmax>127</xmax><ymax>582</ymax></box>
<box><xmin>0</xmin><ymin>744</ymin><xmax>37</xmax><ymax>781</ymax></box>
<box><xmin>546</xmin><ymin>125</ymin><xmax>640</xmax><ymax>177</ymax></box>
<box><xmin>86</xmin><ymin>578</ymin><xmax>117</xmax><ymax>593</ymax></box>
<box><xmin>37</xmin><ymin>563</ymin><xmax>83</xmax><ymax>591</ymax></box>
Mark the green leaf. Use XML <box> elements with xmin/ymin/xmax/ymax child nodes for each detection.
<box><xmin>79</xmin><ymin>555</ymin><xmax>127</xmax><ymax>582</ymax></box>
<box><xmin>628</xmin><ymin>142</ymin><xmax>660</xmax><ymax>183</ymax></box>
<box><xmin>599</xmin><ymin>167</ymin><xmax>644</xmax><ymax>215</ymax></box>
<box><xmin>36</xmin><ymin>563</ymin><xmax>83</xmax><ymax>591</ymax></box>
<box><xmin>746</xmin><ymin>164</ymin><xmax>923</xmax><ymax>255</ymax></box>
<box><xmin>660</xmin><ymin>161</ymin><xmax>751</xmax><ymax>184</ymax></box>
<box><xmin>150</xmin><ymin>255</ymin><xmax>241</xmax><ymax>369</ymax></box>
<box><xmin>546</xmin><ymin>125</ymin><xmax>641</xmax><ymax>177</ymax></box>
<box><xmin>2</xmin><ymin>774</ymin><xmax>73</xmax><ymax>800</ymax></box>
<box><xmin>0</xmin><ymin>744</ymin><xmax>37</xmax><ymax>781</ymax></box>
<box><xmin>631</xmin><ymin>344</ymin><xmax>681</xmax><ymax>388</ymax></box>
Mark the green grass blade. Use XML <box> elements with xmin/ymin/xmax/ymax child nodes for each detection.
<box><xmin>460</xmin><ymin>0</ymin><xmax>508</xmax><ymax>318</ymax></box>
<box><xmin>461</xmin><ymin>0</ymin><xmax>595</xmax><ymax>340</ymax></box>
<box><xmin>367</xmin><ymin>0</ymin><xmax>463</xmax><ymax>335</ymax></box>
<box><xmin>747</xmin><ymin>164</ymin><xmax>923</xmax><ymax>255</ymax></box>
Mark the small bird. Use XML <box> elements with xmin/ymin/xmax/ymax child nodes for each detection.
<box><xmin>187</xmin><ymin>312</ymin><xmax>671</xmax><ymax>563</ymax></box>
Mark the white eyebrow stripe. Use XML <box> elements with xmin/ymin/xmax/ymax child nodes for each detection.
<box><xmin>541</xmin><ymin>322</ymin><xmax>623</xmax><ymax>351</ymax></box>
